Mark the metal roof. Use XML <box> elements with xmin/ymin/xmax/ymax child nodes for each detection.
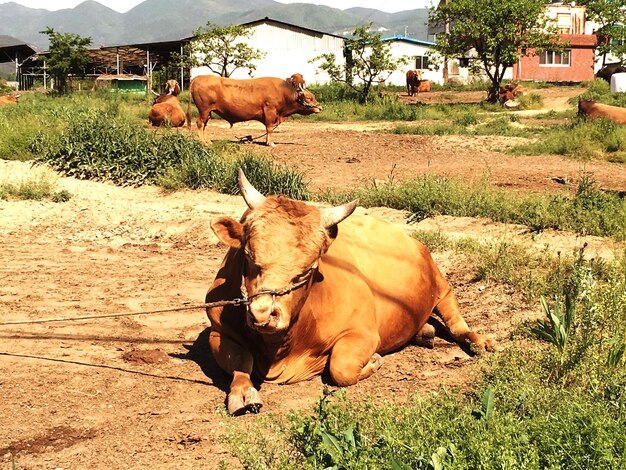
<box><xmin>0</xmin><ymin>35</ymin><xmax>39</xmax><ymax>64</ymax></box>
<box><xmin>382</xmin><ymin>35</ymin><xmax>435</xmax><ymax>47</ymax></box>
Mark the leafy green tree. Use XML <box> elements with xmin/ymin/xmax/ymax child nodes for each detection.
<box><xmin>175</xmin><ymin>22</ymin><xmax>265</xmax><ymax>77</ymax></box>
<box><xmin>39</xmin><ymin>27</ymin><xmax>91</xmax><ymax>94</ymax></box>
<box><xmin>576</xmin><ymin>0</ymin><xmax>626</xmax><ymax>65</ymax></box>
<box><xmin>312</xmin><ymin>24</ymin><xmax>408</xmax><ymax>104</ymax></box>
<box><xmin>430</xmin><ymin>0</ymin><xmax>561</xmax><ymax>102</ymax></box>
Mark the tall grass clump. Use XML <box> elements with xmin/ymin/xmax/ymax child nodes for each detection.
<box><xmin>33</xmin><ymin>110</ymin><xmax>309</xmax><ymax>198</ymax></box>
<box><xmin>320</xmin><ymin>174</ymin><xmax>626</xmax><ymax>240</ymax></box>
<box><xmin>0</xmin><ymin>166</ymin><xmax>71</xmax><ymax>202</ymax></box>
<box><xmin>513</xmin><ymin>116</ymin><xmax>626</xmax><ymax>161</ymax></box>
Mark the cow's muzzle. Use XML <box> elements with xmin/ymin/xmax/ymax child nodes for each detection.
<box><xmin>247</xmin><ymin>295</ymin><xmax>282</xmax><ymax>331</ymax></box>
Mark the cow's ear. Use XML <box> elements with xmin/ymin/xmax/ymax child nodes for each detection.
<box><xmin>211</xmin><ymin>217</ymin><xmax>245</xmax><ymax>248</ymax></box>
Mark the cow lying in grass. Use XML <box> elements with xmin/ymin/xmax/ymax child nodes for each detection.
<box><xmin>0</xmin><ymin>95</ymin><xmax>18</xmax><ymax>107</ymax></box>
<box><xmin>578</xmin><ymin>98</ymin><xmax>626</xmax><ymax>125</ymax></box>
<box><xmin>148</xmin><ymin>79</ymin><xmax>185</xmax><ymax>127</ymax></box>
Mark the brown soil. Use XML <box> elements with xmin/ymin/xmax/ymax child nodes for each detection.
<box><xmin>1</xmin><ymin>86</ymin><xmax>623</xmax><ymax>469</ymax></box>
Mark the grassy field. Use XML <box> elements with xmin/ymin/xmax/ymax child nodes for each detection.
<box><xmin>1</xmin><ymin>84</ymin><xmax>625</xmax><ymax>468</ymax></box>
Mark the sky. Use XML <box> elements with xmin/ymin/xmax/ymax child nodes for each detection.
<box><xmin>0</xmin><ymin>0</ymin><xmax>434</xmax><ymax>14</ymax></box>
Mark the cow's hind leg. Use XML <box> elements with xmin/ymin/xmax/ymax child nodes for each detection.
<box><xmin>434</xmin><ymin>288</ymin><xmax>495</xmax><ymax>352</ymax></box>
<box><xmin>328</xmin><ymin>332</ymin><xmax>381</xmax><ymax>387</ymax></box>
<box><xmin>209</xmin><ymin>330</ymin><xmax>262</xmax><ymax>415</ymax></box>
<box><xmin>196</xmin><ymin>109</ymin><xmax>212</xmax><ymax>143</ymax></box>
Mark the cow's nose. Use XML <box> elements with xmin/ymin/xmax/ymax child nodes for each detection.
<box><xmin>248</xmin><ymin>296</ymin><xmax>280</xmax><ymax>327</ymax></box>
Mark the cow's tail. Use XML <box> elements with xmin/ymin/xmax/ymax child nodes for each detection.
<box><xmin>186</xmin><ymin>79</ymin><xmax>194</xmax><ymax>128</ymax></box>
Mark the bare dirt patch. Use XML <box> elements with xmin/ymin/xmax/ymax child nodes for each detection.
<box><xmin>1</xmin><ymin>87</ymin><xmax>623</xmax><ymax>468</ymax></box>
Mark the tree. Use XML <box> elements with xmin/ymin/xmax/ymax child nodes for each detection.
<box><xmin>430</xmin><ymin>0</ymin><xmax>561</xmax><ymax>102</ymax></box>
<box><xmin>39</xmin><ymin>27</ymin><xmax>91</xmax><ymax>94</ymax></box>
<box><xmin>576</xmin><ymin>0</ymin><xmax>626</xmax><ymax>65</ymax></box>
<box><xmin>312</xmin><ymin>24</ymin><xmax>408</xmax><ymax>104</ymax></box>
<box><xmin>175</xmin><ymin>22</ymin><xmax>265</xmax><ymax>78</ymax></box>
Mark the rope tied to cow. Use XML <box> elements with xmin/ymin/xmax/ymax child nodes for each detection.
<box><xmin>0</xmin><ymin>268</ymin><xmax>316</xmax><ymax>326</ymax></box>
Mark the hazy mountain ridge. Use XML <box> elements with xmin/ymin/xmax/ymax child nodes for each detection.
<box><xmin>0</xmin><ymin>0</ymin><xmax>430</xmax><ymax>50</ymax></box>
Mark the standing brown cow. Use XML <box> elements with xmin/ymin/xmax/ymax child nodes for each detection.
<box><xmin>206</xmin><ymin>169</ymin><xmax>495</xmax><ymax>415</ymax></box>
<box><xmin>186</xmin><ymin>75</ymin><xmax>322</xmax><ymax>146</ymax></box>
<box><xmin>406</xmin><ymin>69</ymin><xmax>422</xmax><ymax>96</ymax></box>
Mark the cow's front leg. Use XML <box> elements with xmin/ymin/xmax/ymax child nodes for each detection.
<box><xmin>209</xmin><ymin>330</ymin><xmax>262</xmax><ymax>415</ymax></box>
<box><xmin>328</xmin><ymin>332</ymin><xmax>381</xmax><ymax>387</ymax></box>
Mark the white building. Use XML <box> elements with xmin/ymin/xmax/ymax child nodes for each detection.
<box><xmin>191</xmin><ymin>17</ymin><xmax>346</xmax><ymax>85</ymax></box>
<box><xmin>381</xmin><ymin>35</ymin><xmax>444</xmax><ymax>85</ymax></box>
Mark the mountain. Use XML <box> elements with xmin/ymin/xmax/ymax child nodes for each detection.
<box><xmin>0</xmin><ymin>0</ymin><xmax>430</xmax><ymax>50</ymax></box>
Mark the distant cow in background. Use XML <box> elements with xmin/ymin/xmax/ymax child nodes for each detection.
<box><xmin>596</xmin><ymin>62</ymin><xmax>626</xmax><ymax>83</ymax></box>
<box><xmin>406</xmin><ymin>70</ymin><xmax>422</xmax><ymax>96</ymax></box>
<box><xmin>406</xmin><ymin>70</ymin><xmax>431</xmax><ymax>96</ymax></box>
<box><xmin>0</xmin><ymin>95</ymin><xmax>18</xmax><ymax>107</ymax></box>
<box><xmin>578</xmin><ymin>98</ymin><xmax>626</xmax><ymax>124</ymax></box>
<box><xmin>148</xmin><ymin>79</ymin><xmax>185</xmax><ymax>127</ymax></box>
<box><xmin>499</xmin><ymin>82</ymin><xmax>527</xmax><ymax>102</ymax></box>
<box><xmin>186</xmin><ymin>75</ymin><xmax>322</xmax><ymax>146</ymax></box>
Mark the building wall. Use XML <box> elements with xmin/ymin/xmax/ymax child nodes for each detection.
<box><xmin>383</xmin><ymin>40</ymin><xmax>443</xmax><ymax>85</ymax></box>
<box><xmin>191</xmin><ymin>21</ymin><xmax>345</xmax><ymax>85</ymax></box>
<box><xmin>513</xmin><ymin>3</ymin><xmax>595</xmax><ymax>81</ymax></box>
<box><xmin>514</xmin><ymin>46</ymin><xmax>595</xmax><ymax>81</ymax></box>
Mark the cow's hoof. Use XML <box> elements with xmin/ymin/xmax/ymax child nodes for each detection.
<box><xmin>227</xmin><ymin>387</ymin><xmax>263</xmax><ymax>416</ymax></box>
<box><xmin>414</xmin><ymin>323</ymin><xmax>435</xmax><ymax>349</ymax></box>
<box><xmin>467</xmin><ymin>333</ymin><xmax>497</xmax><ymax>353</ymax></box>
<box><xmin>244</xmin><ymin>387</ymin><xmax>263</xmax><ymax>413</ymax></box>
<box><xmin>227</xmin><ymin>393</ymin><xmax>246</xmax><ymax>415</ymax></box>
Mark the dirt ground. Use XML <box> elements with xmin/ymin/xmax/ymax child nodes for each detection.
<box><xmin>1</xmin><ymin>87</ymin><xmax>624</xmax><ymax>469</ymax></box>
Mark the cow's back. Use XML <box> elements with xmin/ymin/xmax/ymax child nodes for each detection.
<box><xmin>190</xmin><ymin>75</ymin><xmax>287</xmax><ymax>122</ymax></box>
<box><xmin>314</xmin><ymin>215</ymin><xmax>443</xmax><ymax>353</ymax></box>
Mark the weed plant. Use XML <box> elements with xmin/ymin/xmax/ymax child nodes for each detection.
<box><xmin>0</xmin><ymin>168</ymin><xmax>71</xmax><ymax>202</ymax></box>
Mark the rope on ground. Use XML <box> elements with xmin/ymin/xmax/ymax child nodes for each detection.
<box><xmin>0</xmin><ymin>299</ymin><xmax>246</xmax><ymax>326</ymax></box>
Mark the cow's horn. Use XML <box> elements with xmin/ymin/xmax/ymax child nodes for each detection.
<box><xmin>321</xmin><ymin>200</ymin><xmax>358</xmax><ymax>228</ymax></box>
<box><xmin>238</xmin><ymin>168</ymin><xmax>266</xmax><ymax>209</ymax></box>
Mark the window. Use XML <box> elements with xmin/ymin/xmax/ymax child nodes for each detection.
<box><xmin>415</xmin><ymin>55</ymin><xmax>430</xmax><ymax>70</ymax></box>
<box><xmin>556</xmin><ymin>13</ymin><xmax>571</xmax><ymax>34</ymax></box>
<box><xmin>539</xmin><ymin>50</ymin><xmax>571</xmax><ymax>66</ymax></box>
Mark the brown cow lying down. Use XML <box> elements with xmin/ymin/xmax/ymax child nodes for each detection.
<box><xmin>206</xmin><ymin>169</ymin><xmax>496</xmax><ymax>415</ymax></box>
<box><xmin>499</xmin><ymin>82</ymin><xmax>527</xmax><ymax>102</ymax></box>
<box><xmin>416</xmin><ymin>79</ymin><xmax>431</xmax><ymax>93</ymax></box>
<box><xmin>187</xmin><ymin>75</ymin><xmax>322</xmax><ymax>146</ymax></box>
<box><xmin>578</xmin><ymin>98</ymin><xmax>626</xmax><ymax>124</ymax></box>
<box><xmin>0</xmin><ymin>95</ymin><xmax>18</xmax><ymax>107</ymax></box>
<box><xmin>148</xmin><ymin>93</ymin><xmax>186</xmax><ymax>127</ymax></box>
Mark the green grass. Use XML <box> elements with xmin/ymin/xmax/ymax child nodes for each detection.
<box><xmin>320</xmin><ymin>174</ymin><xmax>626</xmax><ymax>241</ymax></box>
<box><xmin>511</xmin><ymin>117</ymin><xmax>626</xmax><ymax>162</ymax></box>
<box><xmin>0</xmin><ymin>167</ymin><xmax>71</xmax><ymax>201</ymax></box>
<box><xmin>32</xmin><ymin>109</ymin><xmax>309</xmax><ymax>199</ymax></box>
